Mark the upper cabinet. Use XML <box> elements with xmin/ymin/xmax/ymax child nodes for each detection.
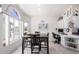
<box><xmin>63</xmin><ymin>6</ymin><xmax>79</xmax><ymax>18</ymax></box>
<box><xmin>57</xmin><ymin>19</ymin><xmax>64</xmax><ymax>28</ymax></box>
<box><xmin>57</xmin><ymin>6</ymin><xmax>79</xmax><ymax>29</ymax></box>
<box><xmin>63</xmin><ymin>7</ymin><xmax>79</xmax><ymax>28</ymax></box>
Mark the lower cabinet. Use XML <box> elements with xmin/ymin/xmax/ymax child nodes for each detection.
<box><xmin>61</xmin><ymin>35</ymin><xmax>79</xmax><ymax>51</ymax></box>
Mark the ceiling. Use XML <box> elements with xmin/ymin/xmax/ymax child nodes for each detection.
<box><xmin>18</xmin><ymin>4</ymin><xmax>78</xmax><ymax>17</ymax></box>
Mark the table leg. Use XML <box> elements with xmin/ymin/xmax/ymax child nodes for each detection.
<box><xmin>39</xmin><ymin>38</ymin><xmax>41</xmax><ymax>51</ymax></box>
<box><xmin>47</xmin><ymin>37</ymin><xmax>49</xmax><ymax>54</ymax></box>
<box><xmin>22</xmin><ymin>37</ymin><xmax>24</xmax><ymax>54</ymax></box>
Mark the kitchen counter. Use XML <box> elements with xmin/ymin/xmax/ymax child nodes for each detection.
<box><xmin>53</xmin><ymin>32</ymin><xmax>79</xmax><ymax>50</ymax></box>
<box><xmin>61</xmin><ymin>34</ymin><xmax>79</xmax><ymax>38</ymax></box>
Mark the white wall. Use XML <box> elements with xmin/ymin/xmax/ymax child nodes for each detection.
<box><xmin>30</xmin><ymin>16</ymin><xmax>58</xmax><ymax>41</ymax></box>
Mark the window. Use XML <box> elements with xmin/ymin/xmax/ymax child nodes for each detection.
<box><xmin>9</xmin><ymin>17</ymin><xmax>20</xmax><ymax>44</ymax></box>
<box><xmin>4</xmin><ymin>6</ymin><xmax>22</xmax><ymax>46</ymax></box>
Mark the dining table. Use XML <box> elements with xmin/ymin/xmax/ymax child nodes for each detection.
<box><xmin>22</xmin><ymin>33</ymin><xmax>49</xmax><ymax>54</ymax></box>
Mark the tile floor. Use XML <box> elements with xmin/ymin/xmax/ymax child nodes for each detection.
<box><xmin>12</xmin><ymin>42</ymin><xmax>79</xmax><ymax>54</ymax></box>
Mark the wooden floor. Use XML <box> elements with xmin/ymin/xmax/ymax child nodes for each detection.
<box><xmin>13</xmin><ymin>41</ymin><xmax>79</xmax><ymax>54</ymax></box>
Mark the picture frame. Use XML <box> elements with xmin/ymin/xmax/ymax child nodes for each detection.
<box><xmin>38</xmin><ymin>20</ymin><xmax>48</xmax><ymax>30</ymax></box>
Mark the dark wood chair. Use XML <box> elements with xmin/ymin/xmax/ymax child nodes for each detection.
<box><xmin>52</xmin><ymin>32</ymin><xmax>61</xmax><ymax>44</ymax></box>
<box><xmin>23</xmin><ymin>32</ymin><xmax>31</xmax><ymax>48</ymax></box>
<box><xmin>40</xmin><ymin>33</ymin><xmax>49</xmax><ymax>53</ymax></box>
<box><xmin>31</xmin><ymin>34</ymin><xmax>40</xmax><ymax>54</ymax></box>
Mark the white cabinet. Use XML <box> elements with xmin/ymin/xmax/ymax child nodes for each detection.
<box><xmin>63</xmin><ymin>7</ymin><xmax>79</xmax><ymax>27</ymax></box>
<box><xmin>59</xmin><ymin>6</ymin><xmax>79</xmax><ymax>51</ymax></box>
<box><xmin>57</xmin><ymin>20</ymin><xmax>64</xmax><ymax>28</ymax></box>
<box><xmin>73</xmin><ymin>16</ymin><xmax>79</xmax><ymax>28</ymax></box>
<box><xmin>63</xmin><ymin>18</ymin><xmax>69</xmax><ymax>29</ymax></box>
<box><xmin>61</xmin><ymin>35</ymin><xmax>79</xmax><ymax>51</ymax></box>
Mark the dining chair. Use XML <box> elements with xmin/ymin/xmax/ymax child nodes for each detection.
<box><xmin>23</xmin><ymin>32</ymin><xmax>31</xmax><ymax>48</ymax></box>
<box><xmin>52</xmin><ymin>32</ymin><xmax>61</xmax><ymax>44</ymax></box>
<box><xmin>31</xmin><ymin>34</ymin><xmax>40</xmax><ymax>54</ymax></box>
<box><xmin>40</xmin><ymin>33</ymin><xmax>49</xmax><ymax>53</ymax></box>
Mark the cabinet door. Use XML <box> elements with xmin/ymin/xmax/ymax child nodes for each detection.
<box><xmin>63</xmin><ymin>19</ymin><xmax>68</xmax><ymax>28</ymax></box>
<box><xmin>73</xmin><ymin>16</ymin><xmax>79</xmax><ymax>28</ymax></box>
<box><xmin>57</xmin><ymin>20</ymin><xmax>64</xmax><ymax>28</ymax></box>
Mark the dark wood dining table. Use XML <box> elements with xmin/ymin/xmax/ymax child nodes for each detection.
<box><xmin>22</xmin><ymin>34</ymin><xmax>49</xmax><ymax>54</ymax></box>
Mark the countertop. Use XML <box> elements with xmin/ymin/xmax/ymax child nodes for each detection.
<box><xmin>53</xmin><ymin>32</ymin><xmax>79</xmax><ymax>38</ymax></box>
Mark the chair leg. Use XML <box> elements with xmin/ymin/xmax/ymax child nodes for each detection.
<box><xmin>39</xmin><ymin>44</ymin><xmax>41</xmax><ymax>51</ymax></box>
<box><xmin>31</xmin><ymin>48</ymin><xmax>32</xmax><ymax>54</ymax></box>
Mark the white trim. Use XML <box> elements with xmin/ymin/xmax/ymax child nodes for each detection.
<box><xmin>4</xmin><ymin>14</ymin><xmax>9</xmax><ymax>46</ymax></box>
